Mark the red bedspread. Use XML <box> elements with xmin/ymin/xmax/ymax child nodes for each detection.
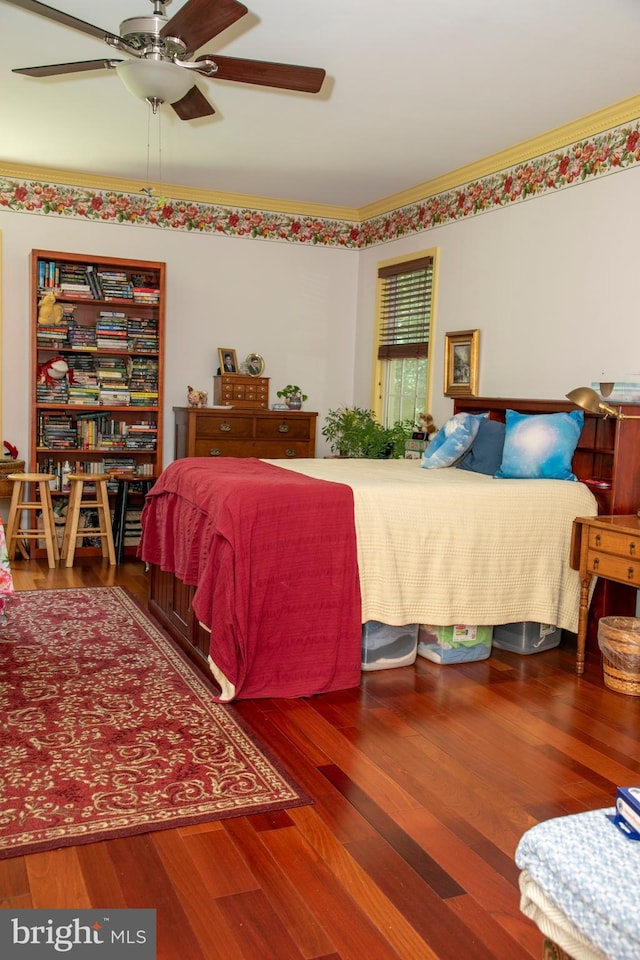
<box><xmin>138</xmin><ymin>458</ymin><xmax>362</xmax><ymax>700</ymax></box>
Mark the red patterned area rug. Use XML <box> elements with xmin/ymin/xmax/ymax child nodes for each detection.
<box><xmin>0</xmin><ymin>586</ymin><xmax>310</xmax><ymax>860</ymax></box>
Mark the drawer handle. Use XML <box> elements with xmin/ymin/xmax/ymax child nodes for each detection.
<box><xmin>595</xmin><ymin>533</ymin><xmax>601</xmax><ymax>546</ymax></box>
<box><xmin>209</xmin><ymin>448</ymin><xmax>222</xmax><ymax>457</ymax></box>
<box><xmin>285</xmin><ymin>449</ymin><xmax>297</xmax><ymax>457</ymax></box>
<box><xmin>593</xmin><ymin>557</ymin><xmax>599</xmax><ymax>570</ymax></box>
<box><xmin>278</xmin><ymin>423</ymin><xmax>290</xmax><ymax>433</ymax></box>
<box><xmin>219</xmin><ymin>422</ymin><xmax>232</xmax><ymax>432</ymax></box>
<box><xmin>628</xmin><ymin>566</ymin><xmax>635</xmax><ymax>580</ymax></box>
<box><xmin>630</xmin><ymin>541</ymin><xmax>637</xmax><ymax>555</ymax></box>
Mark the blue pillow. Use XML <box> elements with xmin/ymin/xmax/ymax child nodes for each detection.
<box><xmin>457</xmin><ymin>418</ymin><xmax>506</xmax><ymax>475</ymax></box>
<box><xmin>421</xmin><ymin>413</ymin><xmax>480</xmax><ymax>469</ymax></box>
<box><xmin>494</xmin><ymin>410</ymin><xmax>584</xmax><ymax>480</ymax></box>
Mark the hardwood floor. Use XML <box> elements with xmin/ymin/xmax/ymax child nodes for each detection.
<box><xmin>3</xmin><ymin>558</ymin><xmax>639</xmax><ymax>959</ymax></box>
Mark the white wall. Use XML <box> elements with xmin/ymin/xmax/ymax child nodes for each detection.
<box><xmin>355</xmin><ymin>166</ymin><xmax>640</xmax><ymax>430</ymax></box>
<box><xmin>2</xmin><ymin>162</ymin><xmax>640</xmax><ymax>474</ymax></box>
<box><xmin>0</xmin><ymin>212</ymin><xmax>359</xmax><ymax>464</ymax></box>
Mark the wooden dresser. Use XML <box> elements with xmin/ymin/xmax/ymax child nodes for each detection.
<box><xmin>173</xmin><ymin>407</ymin><xmax>317</xmax><ymax>460</ymax></box>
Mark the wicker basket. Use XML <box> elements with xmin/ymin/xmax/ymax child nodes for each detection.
<box><xmin>0</xmin><ymin>459</ymin><xmax>25</xmax><ymax>498</ymax></box>
<box><xmin>597</xmin><ymin>616</ymin><xmax>640</xmax><ymax>696</ymax></box>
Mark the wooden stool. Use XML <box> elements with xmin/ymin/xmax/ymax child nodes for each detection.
<box><xmin>4</xmin><ymin>472</ymin><xmax>59</xmax><ymax>568</ymax></box>
<box><xmin>60</xmin><ymin>474</ymin><xmax>116</xmax><ymax>567</ymax></box>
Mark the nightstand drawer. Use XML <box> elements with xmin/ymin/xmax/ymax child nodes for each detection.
<box><xmin>587</xmin><ymin>551</ymin><xmax>640</xmax><ymax>586</ymax></box>
<box><xmin>588</xmin><ymin>528</ymin><xmax>640</xmax><ymax>558</ymax></box>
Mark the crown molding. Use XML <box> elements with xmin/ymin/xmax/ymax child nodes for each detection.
<box><xmin>358</xmin><ymin>93</ymin><xmax>640</xmax><ymax>220</ymax></box>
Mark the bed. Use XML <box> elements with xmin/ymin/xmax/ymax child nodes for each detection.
<box><xmin>139</xmin><ymin>397</ymin><xmax>640</xmax><ymax>701</ymax></box>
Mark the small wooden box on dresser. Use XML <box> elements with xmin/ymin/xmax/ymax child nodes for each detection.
<box><xmin>149</xmin><ymin>403</ymin><xmax>318</xmax><ymax>668</ymax></box>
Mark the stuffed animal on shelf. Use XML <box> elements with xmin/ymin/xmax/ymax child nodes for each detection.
<box><xmin>39</xmin><ymin>356</ymin><xmax>72</xmax><ymax>386</ymax></box>
<box><xmin>187</xmin><ymin>386</ymin><xmax>208</xmax><ymax>408</ymax></box>
<box><xmin>38</xmin><ymin>291</ymin><xmax>65</xmax><ymax>325</ymax></box>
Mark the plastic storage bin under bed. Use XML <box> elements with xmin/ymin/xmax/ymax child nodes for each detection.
<box><xmin>361</xmin><ymin>621</ymin><xmax>418</xmax><ymax>671</ymax></box>
<box><xmin>492</xmin><ymin>621</ymin><xmax>561</xmax><ymax>655</ymax></box>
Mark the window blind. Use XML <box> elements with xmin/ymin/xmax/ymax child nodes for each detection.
<box><xmin>377</xmin><ymin>256</ymin><xmax>433</xmax><ymax>360</ymax></box>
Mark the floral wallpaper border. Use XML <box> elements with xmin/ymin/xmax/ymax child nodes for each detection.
<box><xmin>2</xmin><ymin>117</ymin><xmax>640</xmax><ymax>249</ymax></box>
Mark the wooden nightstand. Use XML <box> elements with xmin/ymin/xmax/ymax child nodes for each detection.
<box><xmin>570</xmin><ymin>515</ymin><xmax>640</xmax><ymax>675</ymax></box>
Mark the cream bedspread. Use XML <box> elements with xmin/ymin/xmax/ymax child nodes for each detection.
<box><xmin>271</xmin><ymin>459</ymin><xmax>598</xmax><ymax>632</ymax></box>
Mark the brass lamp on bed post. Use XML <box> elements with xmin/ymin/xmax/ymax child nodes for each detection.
<box><xmin>566</xmin><ymin>387</ymin><xmax>640</xmax><ymax>419</ymax></box>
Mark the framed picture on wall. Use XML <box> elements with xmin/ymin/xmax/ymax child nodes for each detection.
<box><xmin>444</xmin><ymin>329</ymin><xmax>479</xmax><ymax>397</ymax></box>
<box><xmin>218</xmin><ymin>348</ymin><xmax>238</xmax><ymax>375</ymax></box>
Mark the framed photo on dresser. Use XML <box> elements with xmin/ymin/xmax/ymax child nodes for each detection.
<box><xmin>218</xmin><ymin>348</ymin><xmax>238</xmax><ymax>375</ymax></box>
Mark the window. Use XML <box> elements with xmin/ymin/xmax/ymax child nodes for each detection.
<box><xmin>373</xmin><ymin>250</ymin><xmax>436</xmax><ymax>427</ymax></box>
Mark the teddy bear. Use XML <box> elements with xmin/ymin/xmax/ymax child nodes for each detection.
<box><xmin>187</xmin><ymin>386</ymin><xmax>208</xmax><ymax>408</ymax></box>
<box><xmin>38</xmin><ymin>291</ymin><xmax>65</xmax><ymax>326</ymax></box>
<box><xmin>418</xmin><ymin>412</ymin><xmax>437</xmax><ymax>437</ymax></box>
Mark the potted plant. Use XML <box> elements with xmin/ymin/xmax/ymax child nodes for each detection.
<box><xmin>321</xmin><ymin>406</ymin><xmax>414</xmax><ymax>459</ymax></box>
<box><xmin>276</xmin><ymin>384</ymin><xmax>308</xmax><ymax>410</ymax></box>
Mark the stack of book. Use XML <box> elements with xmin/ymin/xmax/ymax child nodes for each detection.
<box><xmin>131</xmin><ymin>273</ymin><xmax>161</xmax><ymax>305</ymax></box>
<box><xmin>125</xmin><ymin>421</ymin><xmax>157</xmax><ymax>451</ymax></box>
<box><xmin>38</xmin><ymin>412</ymin><xmax>77</xmax><ymax>449</ymax></box>
<box><xmin>128</xmin><ymin>356</ymin><xmax>158</xmax><ymax>406</ymax></box>
<box><xmin>95</xmin><ymin>356</ymin><xmax>130</xmax><ymax>405</ymax></box>
<box><xmin>96</xmin><ymin>311</ymin><xmax>128</xmax><ymax>349</ymax></box>
<box><xmin>68</xmin><ymin>324</ymin><xmax>97</xmax><ymax>350</ymax></box>
<box><xmin>96</xmin><ymin>419</ymin><xmax>128</xmax><ymax>450</ymax></box>
<box><xmin>127</xmin><ymin>316</ymin><xmax>158</xmax><ymax>352</ymax></box>
<box><xmin>66</xmin><ymin>355</ymin><xmax>100</xmax><ymax>405</ymax></box>
<box><xmin>57</xmin><ymin>262</ymin><xmax>93</xmax><ymax>299</ymax></box>
<box><xmin>97</xmin><ymin>271</ymin><xmax>134</xmax><ymax>301</ymax></box>
<box><xmin>36</xmin><ymin>379</ymin><xmax>68</xmax><ymax>404</ymax></box>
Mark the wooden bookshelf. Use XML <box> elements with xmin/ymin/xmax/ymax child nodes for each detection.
<box><xmin>30</xmin><ymin>249</ymin><xmax>165</xmax><ymax>557</ymax></box>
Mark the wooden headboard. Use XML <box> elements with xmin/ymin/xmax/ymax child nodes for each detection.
<box><xmin>454</xmin><ymin>396</ymin><xmax>640</xmax><ymax>516</ymax></box>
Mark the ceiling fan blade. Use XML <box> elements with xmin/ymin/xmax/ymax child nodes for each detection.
<box><xmin>1</xmin><ymin>0</ymin><xmax>121</xmax><ymax>44</ymax></box>
<box><xmin>162</xmin><ymin>0</ymin><xmax>248</xmax><ymax>55</ymax></box>
<box><xmin>171</xmin><ymin>85</ymin><xmax>216</xmax><ymax>120</ymax></box>
<box><xmin>202</xmin><ymin>55</ymin><xmax>326</xmax><ymax>93</ymax></box>
<box><xmin>13</xmin><ymin>59</ymin><xmax>121</xmax><ymax>78</ymax></box>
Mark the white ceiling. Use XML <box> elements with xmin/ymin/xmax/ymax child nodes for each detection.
<box><xmin>1</xmin><ymin>0</ymin><xmax>640</xmax><ymax>209</ymax></box>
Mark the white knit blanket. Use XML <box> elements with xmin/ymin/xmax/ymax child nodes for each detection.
<box><xmin>273</xmin><ymin>459</ymin><xmax>597</xmax><ymax>631</ymax></box>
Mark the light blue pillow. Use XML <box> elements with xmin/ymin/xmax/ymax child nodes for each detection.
<box><xmin>495</xmin><ymin>409</ymin><xmax>584</xmax><ymax>480</ymax></box>
<box><xmin>421</xmin><ymin>413</ymin><xmax>480</xmax><ymax>469</ymax></box>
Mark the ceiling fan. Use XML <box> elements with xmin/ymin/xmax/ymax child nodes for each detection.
<box><xmin>3</xmin><ymin>0</ymin><xmax>327</xmax><ymax>119</ymax></box>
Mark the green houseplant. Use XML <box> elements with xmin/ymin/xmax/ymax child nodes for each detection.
<box><xmin>276</xmin><ymin>384</ymin><xmax>308</xmax><ymax>409</ymax></box>
<box><xmin>321</xmin><ymin>406</ymin><xmax>414</xmax><ymax>459</ymax></box>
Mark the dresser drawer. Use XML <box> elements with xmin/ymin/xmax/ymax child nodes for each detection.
<box><xmin>255</xmin><ymin>416</ymin><xmax>312</xmax><ymax>441</ymax></box>
<box><xmin>193</xmin><ymin>439</ymin><xmax>253</xmax><ymax>458</ymax></box>
<box><xmin>253</xmin><ymin>441</ymin><xmax>312</xmax><ymax>459</ymax></box>
<box><xmin>587</xmin><ymin>551</ymin><xmax>640</xmax><ymax>587</ymax></box>
<box><xmin>588</xmin><ymin>528</ymin><xmax>640</xmax><ymax>559</ymax></box>
<box><xmin>193</xmin><ymin>416</ymin><xmax>253</xmax><ymax>439</ymax></box>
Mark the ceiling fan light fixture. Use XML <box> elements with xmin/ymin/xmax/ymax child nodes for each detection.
<box><xmin>116</xmin><ymin>58</ymin><xmax>193</xmax><ymax>106</ymax></box>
